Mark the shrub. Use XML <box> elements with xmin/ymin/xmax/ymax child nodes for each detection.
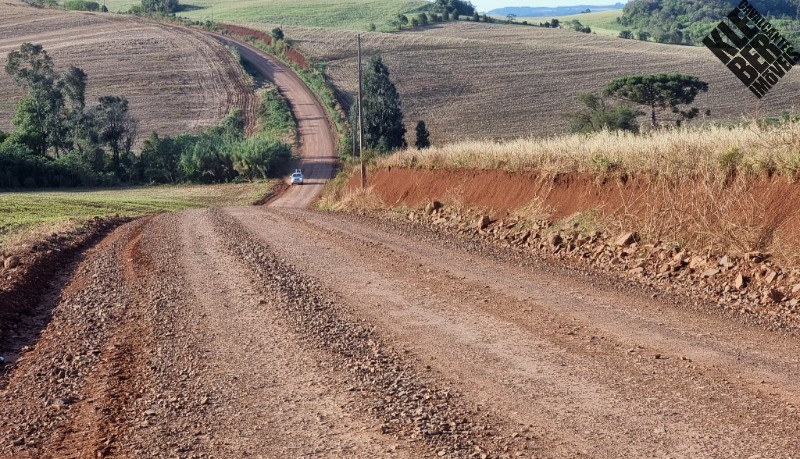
<box><xmin>232</xmin><ymin>136</ymin><xmax>292</xmax><ymax>180</ymax></box>
<box><xmin>64</xmin><ymin>0</ymin><xmax>100</xmax><ymax>11</ymax></box>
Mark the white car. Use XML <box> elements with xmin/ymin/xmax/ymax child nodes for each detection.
<box><xmin>290</xmin><ymin>170</ymin><xmax>304</xmax><ymax>185</ymax></box>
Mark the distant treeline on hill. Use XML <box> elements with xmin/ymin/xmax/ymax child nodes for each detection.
<box><xmin>618</xmin><ymin>0</ymin><xmax>800</xmax><ymax>46</ymax></box>
<box><xmin>489</xmin><ymin>3</ymin><xmax>624</xmax><ymax>17</ymax></box>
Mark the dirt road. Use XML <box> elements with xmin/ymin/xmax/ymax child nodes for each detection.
<box><xmin>4</xmin><ymin>206</ymin><xmax>800</xmax><ymax>457</ymax></box>
<box><xmin>3</xmin><ymin>30</ymin><xmax>800</xmax><ymax>459</ymax></box>
<box><xmin>211</xmin><ymin>34</ymin><xmax>338</xmax><ymax>208</ymax></box>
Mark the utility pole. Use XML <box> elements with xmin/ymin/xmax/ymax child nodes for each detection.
<box><xmin>357</xmin><ymin>34</ymin><xmax>366</xmax><ymax>189</ymax></box>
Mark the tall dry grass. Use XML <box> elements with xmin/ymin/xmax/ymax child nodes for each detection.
<box><xmin>381</xmin><ymin>122</ymin><xmax>800</xmax><ymax>180</ymax></box>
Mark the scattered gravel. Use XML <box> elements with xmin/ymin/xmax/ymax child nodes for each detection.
<box><xmin>209</xmin><ymin>207</ymin><xmax>529</xmax><ymax>458</ymax></box>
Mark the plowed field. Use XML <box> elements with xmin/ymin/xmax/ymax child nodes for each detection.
<box><xmin>0</xmin><ymin>2</ymin><xmax>255</xmax><ymax>140</ymax></box>
<box><xmin>244</xmin><ymin>20</ymin><xmax>800</xmax><ymax>143</ymax></box>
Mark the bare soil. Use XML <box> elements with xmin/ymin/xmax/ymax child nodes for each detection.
<box><xmin>0</xmin><ymin>2</ymin><xmax>256</xmax><ymax>141</ymax></box>
<box><xmin>4</xmin><ymin>205</ymin><xmax>800</xmax><ymax>457</ymax></box>
<box><xmin>248</xmin><ymin>20</ymin><xmax>800</xmax><ymax>144</ymax></box>
<box><xmin>346</xmin><ymin>167</ymin><xmax>800</xmax><ymax>261</ymax></box>
<box><xmin>3</xmin><ymin>20</ymin><xmax>800</xmax><ymax>459</ymax></box>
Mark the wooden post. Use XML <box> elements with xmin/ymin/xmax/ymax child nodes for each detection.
<box><xmin>357</xmin><ymin>34</ymin><xmax>366</xmax><ymax>189</ymax></box>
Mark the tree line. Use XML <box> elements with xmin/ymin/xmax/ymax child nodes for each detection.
<box><xmin>617</xmin><ymin>0</ymin><xmax>800</xmax><ymax>46</ymax></box>
<box><xmin>0</xmin><ymin>44</ymin><xmax>291</xmax><ymax>188</ymax></box>
<box><xmin>347</xmin><ymin>55</ymin><xmax>430</xmax><ymax>156</ymax></box>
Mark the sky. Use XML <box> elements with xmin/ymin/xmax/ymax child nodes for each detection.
<box><xmin>471</xmin><ymin>0</ymin><xmax>626</xmax><ymax>11</ymax></box>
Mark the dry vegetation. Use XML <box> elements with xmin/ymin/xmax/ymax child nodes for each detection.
<box><xmin>380</xmin><ymin>121</ymin><xmax>800</xmax><ymax>179</ymax></box>
<box><xmin>0</xmin><ymin>1</ymin><xmax>256</xmax><ymax>141</ymax></box>
<box><xmin>241</xmin><ymin>20</ymin><xmax>800</xmax><ymax>145</ymax></box>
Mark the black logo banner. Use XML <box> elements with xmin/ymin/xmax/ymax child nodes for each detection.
<box><xmin>703</xmin><ymin>0</ymin><xmax>800</xmax><ymax>98</ymax></box>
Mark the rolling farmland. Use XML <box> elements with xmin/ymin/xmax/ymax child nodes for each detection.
<box><xmin>510</xmin><ymin>9</ymin><xmax>626</xmax><ymax>37</ymax></box>
<box><xmin>4</xmin><ymin>3</ymin><xmax>800</xmax><ymax>458</ymax></box>
<box><xmin>101</xmin><ymin>0</ymin><xmax>431</xmax><ymax>30</ymax></box>
<box><xmin>0</xmin><ymin>1</ymin><xmax>255</xmax><ymax>141</ymax></box>
<box><xmin>241</xmin><ymin>20</ymin><xmax>800</xmax><ymax>144</ymax></box>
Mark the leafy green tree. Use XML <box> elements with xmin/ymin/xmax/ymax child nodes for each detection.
<box><xmin>5</xmin><ymin>43</ymin><xmax>66</xmax><ymax>156</ymax></box>
<box><xmin>91</xmin><ymin>96</ymin><xmax>138</xmax><ymax>174</ymax></box>
<box><xmin>396</xmin><ymin>14</ymin><xmax>409</xmax><ymax>29</ymax></box>
<box><xmin>568</xmin><ymin>92</ymin><xmax>642</xmax><ymax>134</ymax></box>
<box><xmin>271</xmin><ymin>27</ymin><xmax>284</xmax><ymax>41</ymax></box>
<box><xmin>231</xmin><ymin>136</ymin><xmax>291</xmax><ymax>180</ymax></box>
<box><xmin>417</xmin><ymin>13</ymin><xmax>429</xmax><ymax>26</ymax></box>
<box><xmin>139</xmin><ymin>132</ymin><xmax>182</xmax><ymax>183</ymax></box>
<box><xmin>604</xmin><ymin>74</ymin><xmax>709</xmax><ymax>127</ymax></box>
<box><xmin>352</xmin><ymin>55</ymin><xmax>406</xmax><ymax>152</ymax></box>
<box><xmin>636</xmin><ymin>30</ymin><xmax>650</xmax><ymax>41</ymax></box>
<box><xmin>551</xmin><ymin>18</ymin><xmax>559</xmax><ymax>28</ymax></box>
<box><xmin>472</xmin><ymin>11</ymin><xmax>479</xmax><ymax>21</ymax></box>
<box><xmin>141</xmin><ymin>0</ymin><xmax>178</xmax><ymax>14</ymax></box>
<box><xmin>619</xmin><ymin>30</ymin><xmax>633</xmax><ymax>39</ymax></box>
<box><xmin>432</xmin><ymin>0</ymin><xmax>475</xmax><ymax>16</ymax></box>
<box><xmin>414</xmin><ymin>120</ymin><xmax>431</xmax><ymax>149</ymax></box>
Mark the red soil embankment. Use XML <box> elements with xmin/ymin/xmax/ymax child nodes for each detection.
<box><xmin>222</xmin><ymin>25</ymin><xmax>309</xmax><ymax>69</ymax></box>
<box><xmin>347</xmin><ymin>167</ymin><xmax>800</xmax><ymax>258</ymax></box>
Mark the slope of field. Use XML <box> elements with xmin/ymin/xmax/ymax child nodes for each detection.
<box><xmin>516</xmin><ymin>9</ymin><xmax>626</xmax><ymax>37</ymax></box>
<box><xmin>0</xmin><ymin>2</ymin><xmax>255</xmax><ymax>140</ymax></box>
<box><xmin>248</xmin><ymin>20</ymin><xmax>800</xmax><ymax>144</ymax></box>
<box><xmin>0</xmin><ymin>183</ymin><xmax>273</xmax><ymax>249</ymax></box>
<box><xmin>103</xmin><ymin>0</ymin><xmax>431</xmax><ymax>30</ymax></box>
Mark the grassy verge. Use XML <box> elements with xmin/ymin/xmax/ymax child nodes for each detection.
<box><xmin>380</xmin><ymin>121</ymin><xmax>800</xmax><ymax>181</ymax></box>
<box><xmin>0</xmin><ymin>182</ymin><xmax>273</xmax><ymax>250</ymax></box>
<box><xmin>238</xmin><ymin>33</ymin><xmax>351</xmax><ymax>157</ymax></box>
<box><xmin>258</xmin><ymin>87</ymin><xmax>297</xmax><ymax>145</ymax></box>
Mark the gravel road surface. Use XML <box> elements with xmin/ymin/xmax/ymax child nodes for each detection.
<box><xmin>2</xmin><ymin>30</ymin><xmax>799</xmax><ymax>459</ymax></box>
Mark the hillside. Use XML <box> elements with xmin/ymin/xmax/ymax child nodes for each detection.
<box><xmin>620</xmin><ymin>0</ymin><xmax>800</xmax><ymax>45</ymax></box>
<box><xmin>509</xmin><ymin>9</ymin><xmax>626</xmax><ymax>37</ymax></box>
<box><xmin>102</xmin><ymin>0</ymin><xmax>432</xmax><ymax>30</ymax></box>
<box><xmin>244</xmin><ymin>20</ymin><xmax>800</xmax><ymax>145</ymax></box>
<box><xmin>0</xmin><ymin>2</ymin><xmax>254</xmax><ymax>141</ymax></box>
<box><xmin>489</xmin><ymin>3</ymin><xmax>624</xmax><ymax>17</ymax></box>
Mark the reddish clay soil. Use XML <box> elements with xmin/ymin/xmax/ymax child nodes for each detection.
<box><xmin>347</xmin><ymin>167</ymin><xmax>800</xmax><ymax>255</ymax></box>
<box><xmin>6</xmin><ymin>22</ymin><xmax>800</xmax><ymax>459</ymax></box>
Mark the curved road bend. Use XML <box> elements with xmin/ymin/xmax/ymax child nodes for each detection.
<box><xmin>211</xmin><ymin>34</ymin><xmax>338</xmax><ymax>208</ymax></box>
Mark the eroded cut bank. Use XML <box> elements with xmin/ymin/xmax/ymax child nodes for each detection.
<box><xmin>345</xmin><ymin>167</ymin><xmax>800</xmax><ymax>261</ymax></box>
<box><xmin>336</xmin><ymin>166</ymin><xmax>800</xmax><ymax>329</ymax></box>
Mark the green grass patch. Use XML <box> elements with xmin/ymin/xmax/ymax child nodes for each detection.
<box><xmin>259</xmin><ymin>88</ymin><xmax>297</xmax><ymax>145</ymax></box>
<box><xmin>103</xmin><ymin>0</ymin><xmax>430</xmax><ymax>30</ymax></box>
<box><xmin>0</xmin><ymin>182</ymin><xmax>273</xmax><ymax>247</ymax></box>
<box><xmin>516</xmin><ymin>9</ymin><xmax>625</xmax><ymax>37</ymax></box>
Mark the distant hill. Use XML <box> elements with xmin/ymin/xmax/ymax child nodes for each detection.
<box><xmin>619</xmin><ymin>0</ymin><xmax>800</xmax><ymax>45</ymax></box>
<box><xmin>488</xmin><ymin>3</ymin><xmax>624</xmax><ymax>17</ymax></box>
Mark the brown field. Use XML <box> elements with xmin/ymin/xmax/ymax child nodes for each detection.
<box><xmin>242</xmin><ymin>20</ymin><xmax>800</xmax><ymax>144</ymax></box>
<box><xmin>0</xmin><ymin>2</ymin><xmax>255</xmax><ymax>141</ymax></box>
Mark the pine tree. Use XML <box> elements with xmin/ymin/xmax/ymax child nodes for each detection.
<box><xmin>414</xmin><ymin>120</ymin><xmax>430</xmax><ymax>149</ymax></box>
<box><xmin>354</xmin><ymin>55</ymin><xmax>406</xmax><ymax>152</ymax></box>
